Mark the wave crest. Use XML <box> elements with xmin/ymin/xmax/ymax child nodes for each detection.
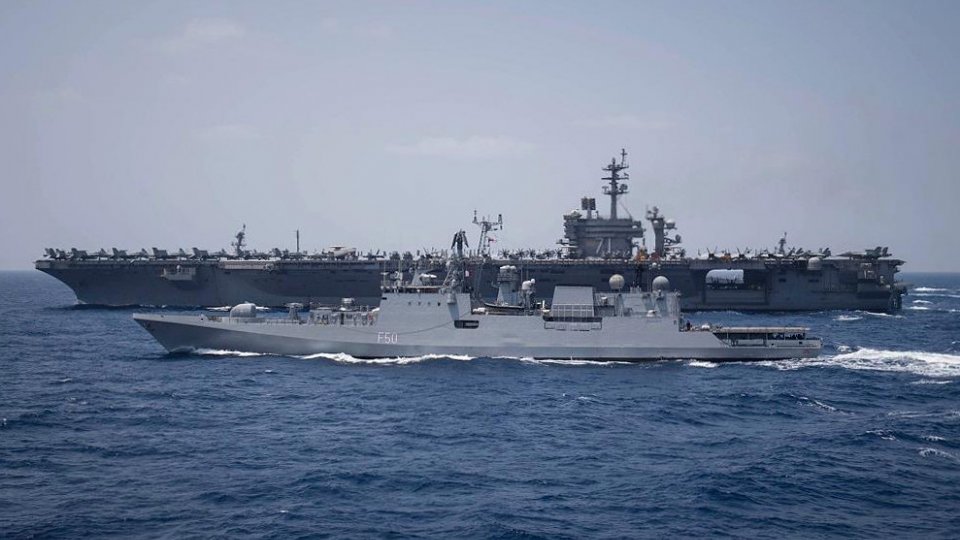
<box><xmin>687</xmin><ymin>360</ymin><xmax>719</xmax><ymax>368</ymax></box>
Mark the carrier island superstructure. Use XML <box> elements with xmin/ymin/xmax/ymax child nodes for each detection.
<box><xmin>36</xmin><ymin>150</ymin><xmax>906</xmax><ymax>312</ymax></box>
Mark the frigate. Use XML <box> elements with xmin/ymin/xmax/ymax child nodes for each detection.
<box><xmin>37</xmin><ymin>150</ymin><xmax>906</xmax><ymax>312</ymax></box>
<box><xmin>134</xmin><ymin>249</ymin><xmax>822</xmax><ymax>361</ymax></box>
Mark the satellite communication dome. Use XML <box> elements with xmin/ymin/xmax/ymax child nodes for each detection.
<box><xmin>807</xmin><ymin>257</ymin><xmax>823</xmax><ymax>271</ymax></box>
<box><xmin>229</xmin><ymin>302</ymin><xmax>258</xmax><ymax>318</ymax></box>
<box><xmin>652</xmin><ymin>276</ymin><xmax>671</xmax><ymax>291</ymax></box>
<box><xmin>609</xmin><ymin>274</ymin><xmax>625</xmax><ymax>291</ymax></box>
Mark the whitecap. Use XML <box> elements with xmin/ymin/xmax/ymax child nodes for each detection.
<box><xmin>906</xmin><ymin>306</ymin><xmax>931</xmax><ymax>311</ymax></box>
<box><xmin>918</xmin><ymin>447</ymin><xmax>958</xmax><ymax>461</ymax></box>
<box><xmin>922</xmin><ymin>435</ymin><xmax>946</xmax><ymax>442</ymax></box>
<box><xmin>912</xmin><ymin>299</ymin><xmax>933</xmax><ymax>305</ymax></box>
<box><xmin>912</xmin><ymin>379</ymin><xmax>953</xmax><ymax>385</ymax></box>
<box><xmin>834</xmin><ymin>315</ymin><xmax>862</xmax><ymax>322</ymax></box>
<box><xmin>866</xmin><ymin>429</ymin><xmax>896</xmax><ymax>441</ymax></box>
<box><xmin>799</xmin><ymin>396</ymin><xmax>837</xmax><ymax>412</ymax></box>
<box><xmin>687</xmin><ymin>360</ymin><xmax>719</xmax><ymax>368</ymax></box>
<box><xmin>912</xmin><ymin>293</ymin><xmax>960</xmax><ymax>299</ymax></box>
<box><xmin>856</xmin><ymin>310</ymin><xmax>904</xmax><ymax>318</ymax></box>
<box><xmin>914</xmin><ymin>287</ymin><xmax>949</xmax><ymax>293</ymax></box>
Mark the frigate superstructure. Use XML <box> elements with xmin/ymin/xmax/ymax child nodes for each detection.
<box><xmin>134</xmin><ymin>252</ymin><xmax>822</xmax><ymax>361</ymax></box>
<box><xmin>36</xmin><ymin>150</ymin><xmax>906</xmax><ymax>311</ymax></box>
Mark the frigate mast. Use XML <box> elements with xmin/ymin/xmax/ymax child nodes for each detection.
<box><xmin>602</xmin><ymin>148</ymin><xmax>630</xmax><ymax>220</ymax></box>
<box><xmin>472</xmin><ymin>211</ymin><xmax>503</xmax><ymax>257</ymax></box>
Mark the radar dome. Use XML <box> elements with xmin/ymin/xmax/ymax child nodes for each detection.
<box><xmin>229</xmin><ymin>302</ymin><xmax>258</xmax><ymax>318</ymax></box>
<box><xmin>609</xmin><ymin>274</ymin><xmax>625</xmax><ymax>291</ymax></box>
<box><xmin>652</xmin><ymin>276</ymin><xmax>671</xmax><ymax>291</ymax></box>
<box><xmin>807</xmin><ymin>257</ymin><xmax>823</xmax><ymax>271</ymax></box>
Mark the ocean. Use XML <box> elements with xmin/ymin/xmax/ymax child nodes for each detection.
<box><xmin>2</xmin><ymin>270</ymin><xmax>959</xmax><ymax>538</ymax></box>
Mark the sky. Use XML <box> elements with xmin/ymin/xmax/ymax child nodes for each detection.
<box><xmin>1</xmin><ymin>0</ymin><xmax>958</xmax><ymax>271</ymax></box>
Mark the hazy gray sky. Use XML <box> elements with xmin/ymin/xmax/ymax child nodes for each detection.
<box><xmin>2</xmin><ymin>0</ymin><xmax>958</xmax><ymax>270</ymax></box>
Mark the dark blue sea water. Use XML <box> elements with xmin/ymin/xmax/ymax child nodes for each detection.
<box><xmin>2</xmin><ymin>271</ymin><xmax>959</xmax><ymax>538</ymax></box>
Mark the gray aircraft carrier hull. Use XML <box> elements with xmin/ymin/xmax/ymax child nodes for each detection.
<box><xmin>38</xmin><ymin>255</ymin><xmax>904</xmax><ymax>312</ymax></box>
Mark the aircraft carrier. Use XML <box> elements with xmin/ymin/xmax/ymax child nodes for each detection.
<box><xmin>35</xmin><ymin>150</ymin><xmax>906</xmax><ymax>312</ymax></box>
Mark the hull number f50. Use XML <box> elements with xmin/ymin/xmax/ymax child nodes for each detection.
<box><xmin>377</xmin><ymin>332</ymin><xmax>399</xmax><ymax>344</ymax></box>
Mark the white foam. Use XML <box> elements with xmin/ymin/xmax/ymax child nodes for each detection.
<box><xmin>207</xmin><ymin>306</ymin><xmax>231</xmax><ymax>312</ymax></box>
<box><xmin>918</xmin><ymin>447</ymin><xmax>958</xmax><ymax>461</ymax></box>
<box><xmin>520</xmin><ymin>357</ymin><xmax>631</xmax><ymax>366</ymax></box>
<box><xmin>295</xmin><ymin>352</ymin><xmax>474</xmax><ymax>365</ymax></box>
<box><xmin>912</xmin><ymin>379</ymin><xmax>953</xmax><ymax>385</ymax></box>
<box><xmin>687</xmin><ymin>360</ymin><xmax>719</xmax><ymax>368</ymax></box>
<box><xmin>866</xmin><ymin>429</ymin><xmax>896</xmax><ymax>441</ymax></box>
<box><xmin>799</xmin><ymin>396</ymin><xmax>837</xmax><ymax>412</ymax></box>
<box><xmin>922</xmin><ymin>435</ymin><xmax>946</xmax><ymax>442</ymax></box>
<box><xmin>914</xmin><ymin>287</ymin><xmax>949</xmax><ymax>292</ymax></box>
<box><xmin>912</xmin><ymin>299</ymin><xmax>933</xmax><ymax>305</ymax></box>
<box><xmin>856</xmin><ymin>310</ymin><xmax>904</xmax><ymax>318</ymax></box>
<box><xmin>753</xmin><ymin>348</ymin><xmax>960</xmax><ymax>378</ymax></box>
<box><xmin>912</xmin><ymin>292</ymin><xmax>960</xmax><ymax>299</ymax></box>
<box><xmin>834</xmin><ymin>314</ymin><xmax>862</xmax><ymax>322</ymax></box>
<box><xmin>193</xmin><ymin>348</ymin><xmax>266</xmax><ymax>357</ymax></box>
<box><xmin>829</xmin><ymin>348</ymin><xmax>960</xmax><ymax>378</ymax></box>
<box><xmin>907</xmin><ymin>306</ymin><xmax>931</xmax><ymax>311</ymax></box>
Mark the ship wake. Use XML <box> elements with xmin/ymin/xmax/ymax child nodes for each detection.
<box><xmin>190</xmin><ymin>348</ymin><xmax>268</xmax><ymax>358</ymax></box>
<box><xmin>295</xmin><ymin>352</ymin><xmax>475</xmax><ymax>365</ymax></box>
<box><xmin>176</xmin><ymin>347</ymin><xmax>960</xmax><ymax>378</ymax></box>
<box><xmin>754</xmin><ymin>347</ymin><xmax>960</xmax><ymax>378</ymax></box>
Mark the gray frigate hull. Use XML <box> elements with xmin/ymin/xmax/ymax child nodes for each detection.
<box><xmin>134</xmin><ymin>288</ymin><xmax>822</xmax><ymax>361</ymax></box>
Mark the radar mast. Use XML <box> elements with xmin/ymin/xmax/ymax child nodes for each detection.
<box><xmin>602</xmin><ymin>148</ymin><xmax>629</xmax><ymax>220</ymax></box>
<box><xmin>473</xmin><ymin>211</ymin><xmax>503</xmax><ymax>257</ymax></box>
